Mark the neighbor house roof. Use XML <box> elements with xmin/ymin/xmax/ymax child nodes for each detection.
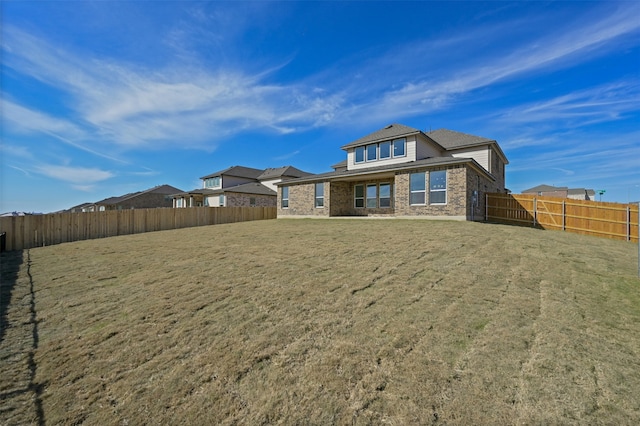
<box><xmin>257</xmin><ymin>166</ymin><xmax>312</xmax><ymax>180</ymax></box>
<box><xmin>96</xmin><ymin>185</ymin><xmax>182</xmax><ymax>205</ymax></box>
<box><xmin>276</xmin><ymin>156</ymin><xmax>494</xmax><ymax>186</ymax></box>
<box><xmin>200</xmin><ymin>165</ymin><xmax>264</xmax><ymax>180</ymax></box>
<box><xmin>522</xmin><ymin>184</ymin><xmax>569</xmax><ymax>193</ymax></box>
<box><xmin>568</xmin><ymin>188</ymin><xmax>596</xmax><ymax>197</ymax></box>
<box><xmin>205</xmin><ymin>182</ymin><xmax>276</xmax><ymax>196</ymax></box>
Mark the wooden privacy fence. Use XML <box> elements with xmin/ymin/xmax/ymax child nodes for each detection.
<box><xmin>0</xmin><ymin>206</ymin><xmax>277</xmax><ymax>251</ymax></box>
<box><xmin>486</xmin><ymin>193</ymin><xmax>639</xmax><ymax>243</ymax></box>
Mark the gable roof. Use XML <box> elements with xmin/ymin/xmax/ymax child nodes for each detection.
<box><xmin>96</xmin><ymin>184</ymin><xmax>182</xmax><ymax>205</ymax></box>
<box><xmin>206</xmin><ymin>182</ymin><xmax>276</xmax><ymax>196</ymax></box>
<box><xmin>200</xmin><ymin>165</ymin><xmax>264</xmax><ymax>180</ymax></box>
<box><xmin>568</xmin><ymin>188</ymin><xmax>596</xmax><ymax>197</ymax></box>
<box><xmin>257</xmin><ymin>166</ymin><xmax>311</xmax><ymax>180</ymax></box>
<box><xmin>522</xmin><ymin>184</ymin><xmax>569</xmax><ymax>193</ymax></box>
<box><xmin>425</xmin><ymin>129</ymin><xmax>494</xmax><ymax>150</ymax></box>
<box><xmin>341</xmin><ymin>123</ymin><xmax>422</xmax><ymax>149</ymax></box>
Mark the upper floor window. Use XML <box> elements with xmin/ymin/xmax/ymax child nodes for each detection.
<box><xmin>393</xmin><ymin>138</ymin><xmax>406</xmax><ymax>157</ymax></box>
<box><xmin>204</xmin><ymin>176</ymin><xmax>221</xmax><ymax>188</ymax></box>
<box><xmin>379</xmin><ymin>141</ymin><xmax>391</xmax><ymax>159</ymax></box>
<box><xmin>429</xmin><ymin>170</ymin><xmax>447</xmax><ymax>204</ymax></box>
<box><xmin>366</xmin><ymin>144</ymin><xmax>377</xmax><ymax>162</ymax></box>
<box><xmin>353</xmin><ymin>138</ymin><xmax>406</xmax><ymax>166</ymax></box>
<box><xmin>315</xmin><ymin>183</ymin><xmax>324</xmax><ymax>208</ymax></box>
<box><xmin>281</xmin><ymin>186</ymin><xmax>289</xmax><ymax>208</ymax></box>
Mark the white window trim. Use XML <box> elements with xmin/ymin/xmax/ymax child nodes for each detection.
<box><xmin>429</xmin><ymin>170</ymin><xmax>447</xmax><ymax>205</ymax></box>
<box><xmin>366</xmin><ymin>144</ymin><xmax>378</xmax><ymax>162</ymax></box>
<box><xmin>315</xmin><ymin>183</ymin><xmax>324</xmax><ymax>208</ymax></box>
<box><xmin>355</xmin><ymin>146</ymin><xmax>365</xmax><ymax>164</ymax></box>
<box><xmin>392</xmin><ymin>138</ymin><xmax>406</xmax><ymax>158</ymax></box>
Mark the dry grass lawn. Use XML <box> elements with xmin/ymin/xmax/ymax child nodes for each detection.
<box><xmin>1</xmin><ymin>219</ymin><xmax>639</xmax><ymax>425</ymax></box>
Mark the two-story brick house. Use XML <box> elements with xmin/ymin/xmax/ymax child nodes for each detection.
<box><xmin>276</xmin><ymin>124</ymin><xmax>508</xmax><ymax>220</ymax></box>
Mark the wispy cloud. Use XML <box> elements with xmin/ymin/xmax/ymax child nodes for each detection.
<box><xmin>2</xmin><ymin>2</ymin><xmax>638</xmax><ymax>152</ymax></box>
<box><xmin>34</xmin><ymin>164</ymin><xmax>114</xmax><ymax>184</ymax></box>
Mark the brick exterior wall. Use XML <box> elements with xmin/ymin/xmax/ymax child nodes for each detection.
<box><xmin>226</xmin><ymin>193</ymin><xmax>276</xmax><ymax>207</ymax></box>
<box><xmin>278</xmin><ymin>164</ymin><xmax>507</xmax><ymax>220</ymax></box>
<box><xmin>277</xmin><ymin>182</ymin><xmax>330</xmax><ymax>217</ymax></box>
<box><xmin>330</xmin><ymin>178</ymin><xmax>396</xmax><ymax>216</ymax></box>
<box><xmin>394</xmin><ymin>166</ymin><xmax>467</xmax><ymax>217</ymax></box>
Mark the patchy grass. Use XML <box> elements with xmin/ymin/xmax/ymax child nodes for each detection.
<box><xmin>1</xmin><ymin>219</ymin><xmax>639</xmax><ymax>425</ymax></box>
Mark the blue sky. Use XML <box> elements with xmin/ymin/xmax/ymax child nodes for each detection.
<box><xmin>1</xmin><ymin>1</ymin><xmax>639</xmax><ymax>213</ymax></box>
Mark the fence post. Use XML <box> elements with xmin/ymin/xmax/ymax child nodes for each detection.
<box><xmin>533</xmin><ymin>198</ymin><xmax>537</xmax><ymax>227</ymax></box>
<box><xmin>485</xmin><ymin>193</ymin><xmax>489</xmax><ymax>222</ymax></box>
<box><xmin>562</xmin><ymin>200</ymin><xmax>566</xmax><ymax>231</ymax></box>
<box><xmin>627</xmin><ymin>206</ymin><xmax>631</xmax><ymax>242</ymax></box>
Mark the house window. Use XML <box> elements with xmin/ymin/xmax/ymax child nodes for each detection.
<box><xmin>176</xmin><ymin>199</ymin><xmax>183</xmax><ymax>208</ymax></box>
<box><xmin>219</xmin><ymin>194</ymin><xmax>225</xmax><ymax>207</ymax></box>
<box><xmin>354</xmin><ymin>185</ymin><xmax>364</xmax><ymax>208</ymax></box>
<box><xmin>393</xmin><ymin>138</ymin><xmax>406</xmax><ymax>157</ymax></box>
<box><xmin>205</xmin><ymin>176</ymin><xmax>221</xmax><ymax>188</ymax></box>
<box><xmin>355</xmin><ymin>146</ymin><xmax>365</xmax><ymax>163</ymax></box>
<box><xmin>281</xmin><ymin>186</ymin><xmax>289</xmax><ymax>208</ymax></box>
<box><xmin>379</xmin><ymin>183</ymin><xmax>391</xmax><ymax>208</ymax></box>
<box><xmin>366</xmin><ymin>184</ymin><xmax>378</xmax><ymax>208</ymax></box>
<box><xmin>250</xmin><ymin>197</ymin><xmax>256</xmax><ymax>206</ymax></box>
<box><xmin>315</xmin><ymin>183</ymin><xmax>324</xmax><ymax>208</ymax></box>
<box><xmin>204</xmin><ymin>197</ymin><xmax>209</xmax><ymax>207</ymax></box>
<box><xmin>430</xmin><ymin>170</ymin><xmax>447</xmax><ymax>204</ymax></box>
<box><xmin>410</xmin><ymin>172</ymin><xmax>426</xmax><ymax>205</ymax></box>
<box><xmin>366</xmin><ymin>144</ymin><xmax>377</xmax><ymax>162</ymax></box>
<box><xmin>379</xmin><ymin>141</ymin><xmax>391</xmax><ymax>159</ymax></box>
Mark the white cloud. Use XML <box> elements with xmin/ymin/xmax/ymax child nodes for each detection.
<box><xmin>34</xmin><ymin>165</ymin><xmax>114</xmax><ymax>184</ymax></box>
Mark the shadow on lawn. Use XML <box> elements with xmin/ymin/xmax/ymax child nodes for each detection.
<box><xmin>0</xmin><ymin>250</ymin><xmax>46</xmax><ymax>426</ymax></box>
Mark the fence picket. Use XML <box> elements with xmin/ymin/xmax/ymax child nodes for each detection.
<box><xmin>486</xmin><ymin>193</ymin><xmax>639</xmax><ymax>243</ymax></box>
<box><xmin>0</xmin><ymin>207</ymin><xmax>277</xmax><ymax>251</ymax></box>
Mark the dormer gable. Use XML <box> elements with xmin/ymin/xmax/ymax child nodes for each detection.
<box><xmin>341</xmin><ymin>124</ymin><xmax>444</xmax><ymax>171</ymax></box>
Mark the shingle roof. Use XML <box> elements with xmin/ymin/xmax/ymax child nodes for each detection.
<box><xmin>214</xmin><ymin>182</ymin><xmax>276</xmax><ymax>196</ymax></box>
<box><xmin>200</xmin><ymin>165</ymin><xmax>264</xmax><ymax>180</ymax></box>
<box><xmin>340</xmin><ymin>124</ymin><xmax>422</xmax><ymax>149</ymax></box>
<box><xmin>96</xmin><ymin>185</ymin><xmax>183</xmax><ymax>205</ymax></box>
<box><xmin>568</xmin><ymin>188</ymin><xmax>596</xmax><ymax>197</ymax></box>
<box><xmin>522</xmin><ymin>184</ymin><xmax>568</xmax><ymax>193</ymax></box>
<box><xmin>276</xmin><ymin>156</ymin><xmax>493</xmax><ymax>185</ymax></box>
<box><xmin>257</xmin><ymin>166</ymin><xmax>311</xmax><ymax>180</ymax></box>
<box><xmin>425</xmin><ymin>129</ymin><xmax>494</xmax><ymax>150</ymax></box>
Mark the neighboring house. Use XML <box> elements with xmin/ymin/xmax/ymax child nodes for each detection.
<box><xmin>89</xmin><ymin>184</ymin><xmax>183</xmax><ymax>211</ymax></box>
<box><xmin>173</xmin><ymin>165</ymin><xmax>311</xmax><ymax>208</ymax></box>
<box><xmin>277</xmin><ymin>123</ymin><xmax>508</xmax><ymax>220</ymax></box>
<box><xmin>522</xmin><ymin>184</ymin><xmax>595</xmax><ymax>200</ymax></box>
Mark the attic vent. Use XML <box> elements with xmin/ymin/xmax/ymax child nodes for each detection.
<box><xmin>384</xmin><ymin>124</ymin><xmax>393</xmax><ymax>129</ymax></box>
